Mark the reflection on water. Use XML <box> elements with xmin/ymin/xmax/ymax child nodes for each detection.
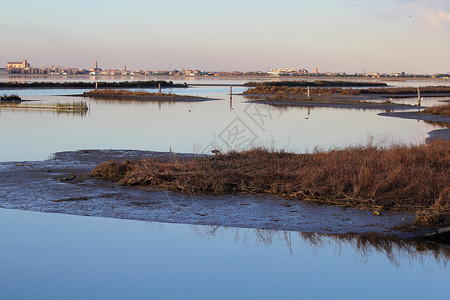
<box><xmin>0</xmin><ymin>208</ymin><xmax>448</xmax><ymax>300</ymax></box>
<box><xmin>389</xmin><ymin>96</ymin><xmax>450</xmax><ymax>107</ymax></box>
<box><xmin>0</xmin><ymin>87</ymin><xmax>441</xmax><ymax>162</ymax></box>
<box><xmin>192</xmin><ymin>225</ymin><xmax>449</xmax><ymax>266</ymax></box>
<box><xmin>1</xmin><ymin>78</ymin><xmax>449</xmax><ymax>299</ymax></box>
<box><xmin>425</xmin><ymin>120</ymin><xmax>450</xmax><ymax>129</ymax></box>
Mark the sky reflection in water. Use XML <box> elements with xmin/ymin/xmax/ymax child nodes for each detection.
<box><xmin>0</xmin><ymin>79</ymin><xmax>449</xmax><ymax>299</ymax></box>
<box><xmin>0</xmin><ymin>83</ymin><xmax>442</xmax><ymax>162</ymax></box>
<box><xmin>0</xmin><ymin>208</ymin><xmax>448</xmax><ymax>300</ymax></box>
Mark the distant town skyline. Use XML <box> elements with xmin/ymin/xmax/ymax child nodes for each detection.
<box><xmin>4</xmin><ymin>58</ymin><xmax>449</xmax><ymax>80</ymax></box>
<box><xmin>1</xmin><ymin>0</ymin><xmax>449</xmax><ymax>74</ymax></box>
<box><xmin>3</xmin><ymin>58</ymin><xmax>450</xmax><ymax>78</ymax></box>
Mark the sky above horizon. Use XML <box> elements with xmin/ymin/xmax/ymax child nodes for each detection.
<box><xmin>1</xmin><ymin>0</ymin><xmax>449</xmax><ymax>74</ymax></box>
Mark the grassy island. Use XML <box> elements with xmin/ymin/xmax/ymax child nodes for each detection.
<box><xmin>92</xmin><ymin>140</ymin><xmax>449</xmax><ymax>226</ymax></box>
<box><xmin>244</xmin><ymin>80</ymin><xmax>388</xmax><ymax>87</ymax></box>
<box><xmin>243</xmin><ymin>95</ymin><xmax>415</xmax><ymax>109</ymax></box>
<box><xmin>244</xmin><ymin>85</ymin><xmax>450</xmax><ymax>97</ymax></box>
<box><xmin>82</xmin><ymin>89</ymin><xmax>213</xmax><ymax>101</ymax></box>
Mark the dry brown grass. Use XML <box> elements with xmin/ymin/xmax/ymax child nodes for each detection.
<box><xmin>422</xmin><ymin>103</ymin><xmax>450</xmax><ymax>116</ymax></box>
<box><xmin>244</xmin><ymin>86</ymin><xmax>450</xmax><ymax>96</ymax></box>
<box><xmin>92</xmin><ymin>140</ymin><xmax>450</xmax><ymax>225</ymax></box>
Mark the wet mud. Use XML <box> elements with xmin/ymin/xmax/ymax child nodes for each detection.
<box><xmin>0</xmin><ymin>150</ymin><xmax>443</xmax><ymax>240</ymax></box>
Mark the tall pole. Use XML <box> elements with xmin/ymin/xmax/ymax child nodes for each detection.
<box><xmin>307</xmin><ymin>86</ymin><xmax>310</xmax><ymax>98</ymax></box>
<box><xmin>158</xmin><ymin>83</ymin><xmax>161</xmax><ymax>94</ymax></box>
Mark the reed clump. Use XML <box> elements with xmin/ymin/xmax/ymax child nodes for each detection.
<box><xmin>422</xmin><ymin>103</ymin><xmax>450</xmax><ymax>116</ymax></box>
<box><xmin>92</xmin><ymin>140</ymin><xmax>450</xmax><ymax>225</ymax></box>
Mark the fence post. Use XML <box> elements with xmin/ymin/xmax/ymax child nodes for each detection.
<box><xmin>417</xmin><ymin>88</ymin><xmax>421</xmax><ymax>106</ymax></box>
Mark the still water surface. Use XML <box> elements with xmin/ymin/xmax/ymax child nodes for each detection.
<box><xmin>0</xmin><ymin>77</ymin><xmax>449</xmax><ymax>298</ymax></box>
<box><xmin>1</xmin><ymin>78</ymin><xmax>446</xmax><ymax>162</ymax></box>
<box><xmin>0</xmin><ymin>208</ymin><xmax>448</xmax><ymax>300</ymax></box>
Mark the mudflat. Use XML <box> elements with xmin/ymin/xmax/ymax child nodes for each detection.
<box><xmin>0</xmin><ymin>149</ymin><xmax>446</xmax><ymax>241</ymax></box>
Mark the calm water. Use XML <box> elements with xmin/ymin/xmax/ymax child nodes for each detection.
<box><xmin>0</xmin><ymin>78</ymin><xmax>446</xmax><ymax>162</ymax></box>
<box><xmin>0</xmin><ymin>77</ymin><xmax>449</xmax><ymax>299</ymax></box>
<box><xmin>0</xmin><ymin>208</ymin><xmax>448</xmax><ymax>300</ymax></box>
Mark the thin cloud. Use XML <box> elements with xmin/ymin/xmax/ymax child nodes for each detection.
<box><xmin>420</xmin><ymin>8</ymin><xmax>450</xmax><ymax>30</ymax></box>
<box><xmin>391</xmin><ymin>0</ymin><xmax>450</xmax><ymax>31</ymax></box>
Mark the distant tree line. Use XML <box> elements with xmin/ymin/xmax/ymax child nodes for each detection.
<box><xmin>0</xmin><ymin>80</ymin><xmax>188</xmax><ymax>89</ymax></box>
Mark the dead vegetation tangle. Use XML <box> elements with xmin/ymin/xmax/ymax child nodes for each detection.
<box><xmin>92</xmin><ymin>140</ymin><xmax>450</xmax><ymax>225</ymax></box>
<box><xmin>422</xmin><ymin>103</ymin><xmax>450</xmax><ymax>116</ymax></box>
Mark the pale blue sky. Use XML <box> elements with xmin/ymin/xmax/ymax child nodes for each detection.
<box><xmin>1</xmin><ymin>0</ymin><xmax>449</xmax><ymax>73</ymax></box>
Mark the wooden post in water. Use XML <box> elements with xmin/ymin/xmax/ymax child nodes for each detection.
<box><xmin>230</xmin><ymin>86</ymin><xmax>233</xmax><ymax>111</ymax></box>
<box><xmin>229</xmin><ymin>85</ymin><xmax>233</xmax><ymax>111</ymax></box>
<box><xmin>417</xmin><ymin>88</ymin><xmax>421</xmax><ymax>106</ymax></box>
<box><xmin>307</xmin><ymin>86</ymin><xmax>310</xmax><ymax>98</ymax></box>
<box><xmin>95</xmin><ymin>82</ymin><xmax>98</xmax><ymax>90</ymax></box>
<box><xmin>158</xmin><ymin>83</ymin><xmax>161</xmax><ymax>94</ymax></box>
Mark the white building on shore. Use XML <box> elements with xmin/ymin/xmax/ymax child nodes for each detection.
<box><xmin>268</xmin><ymin>68</ymin><xmax>308</xmax><ymax>76</ymax></box>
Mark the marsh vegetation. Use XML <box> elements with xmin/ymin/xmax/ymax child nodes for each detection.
<box><xmin>92</xmin><ymin>140</ymin><xmax>449</xmax><ymax>226</ymax></box>
<box><xmin>423</xmin><ymin>103</ymin><xmax>450</xmax><ymax>116</ymax></box>
<box><xmin>244</xmin><ymin>80</ymin><xmax>387</xmax><ymax>87</ymax></box>
<box><xmin>83</xmin><ymin>89</ymin><xmax>211</xmax><ymax>101</ymax></box>
<box><xmin>244</xmin><ymin>85</ymin><xmax>450</xmax><ymax>97</ymax></box>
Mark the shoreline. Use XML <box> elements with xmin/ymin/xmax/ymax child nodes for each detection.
<box><xmin>0</xmin><ymin>149</ymin><xmax>447</xmax><ymax>243</ymax></box>
<box><xmin>378</xmin><ymin>112</ymin><xmax>450</xmax><ymax>143</ymax></box>
<box><xmin>243</xmin><ymin>95</ymin><xmax>419</xmax><ymax>110</ymax></box>
<box><xmin>75</xmin><ymin>92</ymin><xmax>216</xmax><ymax>102</ymax></box>
<box><xmin>2</xmin><ymin>73</ymin><xmax>450</xmax><ymax>81</ymax></box>
<box><xmin>378</xmin><ymin>111</ymin><xmax>450</xmax><ymax>123</ymax></box>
